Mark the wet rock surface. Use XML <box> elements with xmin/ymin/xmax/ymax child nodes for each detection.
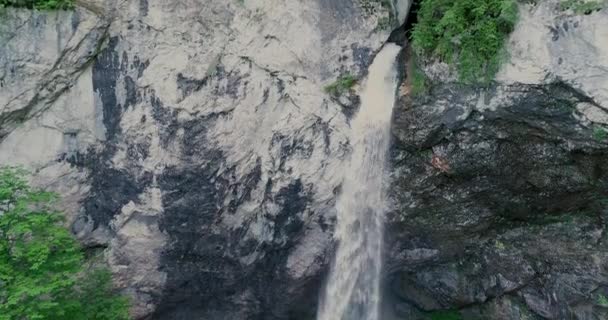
<box><xmin>1</xmin><ymin>0</ymin><xmax>608</xmax><ymax>319</ymax></box>
<box><xmin>0</xmin><ymin>0</ymin><xmax>392</xmax><ymax>318</ymax></box>
<box><xmin>386</xmin><ymin>82</ymin><xmax>608</xmax><ymax>319</ymax></box>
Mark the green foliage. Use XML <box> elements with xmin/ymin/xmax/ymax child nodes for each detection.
<box><xmin>0</xmin><ymin>167</ymin><xmax>130</xmax><ymax>320</ymax></box>
<box><xmin>411</xmin><ymin>56</ymin><xmax>429</xmax><ymax>96</ymax></box>
<box><xmin>597</xmin><ymin>293</ymin><xmax>608</xmax><ymax>307</ymax></box>
<box><xmin>411</xmin><ymin>68</ymin><xmax>427</xmax><ymax>96</ymax></box>
<box><xmin>0</xmin><ymin>0</ymin><xmax>74</xmax><ymax>10</ymax></box>
<box><xmin>411</xmin><ymin>0</ymin><xmax>519</xmax><ymax>83</ymax></box>
<box><xmin>72</xmin><ymin>268</ymin><xmax>130</xmax><ymax>320</ymax></box>
<box><xmin>560</xmin><ymin>0</ymin><xmax>604</xmax><ymax>14</ymax></box>
<box><xmin>324</xmin><ymin>74</ymin><xmax>358</xmax><ymax>96</ymax></box>
<box><xmin>0</xmin><ymin>167</ymin><xmax>78</xmax><ymax>319</ymax></box>
<box><xmin>428</xmin><ymin>310</ymin><xmax>463</xmax><ymax>320</ymax></box>
<box><xmin>594</xmin><ymin>126</ymin><xmax>607</xmax><ymax>141</ymax></box>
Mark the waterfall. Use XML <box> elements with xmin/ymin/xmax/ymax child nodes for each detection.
<box><xmin>317</xmin><ymin>43</ymin><xmax>401</xmax><ymax>320</ymax></box>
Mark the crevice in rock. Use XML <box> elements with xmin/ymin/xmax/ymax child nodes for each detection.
<box><xmin>239</xmin><ymin>55</ymin><xmax>308</xmax><ymax>82</ymax></box>
<box><xmin>387</xmin><ymin>0</ymin><xmax>421</xmax><ymax>45</ymax></box>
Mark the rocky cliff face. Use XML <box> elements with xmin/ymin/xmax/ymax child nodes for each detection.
<box><xmin>1</xmin><ymin>0</ymin><xmax>393</xmax><ymax>318</ymax></box>
<box><xmin>389</xmin><ymin>82</ymin><xmax>608</xmax><ymax>320</ymax></box>
<box><xmin>1</xmin><ymin>0</ymin><xmax>607</xmax><ymax>319</ymax></box>
<box><xmin>387</xmin><ymin>2</ymin><xmax>608</xmax><ymax>319</ymax></box>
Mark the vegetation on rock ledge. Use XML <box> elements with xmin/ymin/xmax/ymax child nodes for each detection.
<box><xmin>0</xmin><ymin>167</ymin><xmax>129</xmax><ymax>320</ymax></box>
<box><xmin>410</xmin><ymin>56</ymin><xmax>429</xmax><ymax>96</ymax></box>
<box><xmin>0</xmin><ymin>0</ymin><xmax>73</xmax><ymax>10</ymax></box>
<box><xmin>324</xmin><ymin>74</ymin><xmax>358</xmax><ymax>96</ymax></box>
<box><xmin>428</xmin><ymin>310</ymin><xmax>463</xmax><ymax>320</ymax></box>
<box><xmin>411</xmin><ymin>0</ymin><xmax>519</xmax><ymax>83</ymax></box>
<box><xmin>593</xmin><ymin>126</ymin><xmax>607</xmax><ymax>142</ymax></box>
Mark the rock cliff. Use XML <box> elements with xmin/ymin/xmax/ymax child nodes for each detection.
<box><xmin>1</xmin><ymin>0</ymin><xmax>607</xmax><ymax>319</ymax></box>
<box><xmin>387</xmin><ymin>2</ymin><xmax>608</xmax><ymax>319</ymax></box>
<box><xmin>1</xmin><ymin>0</ymin><xmax>393</xmax><ymax>318</ymax></box>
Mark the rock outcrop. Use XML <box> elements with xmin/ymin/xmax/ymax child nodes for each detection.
<box><xmin>388</xmin><ymin>82</ymin><xmax>608</xmax><ymax>320</ymax></box>
<box><xmin>386</xmin><ymin>2</ymin><xmax>608</xmax><ymax>319</ymax></box>
<box><xmin>0</xmin><ymin>0</ymin><xmax>394</xmax><ymax>318</ymax></box>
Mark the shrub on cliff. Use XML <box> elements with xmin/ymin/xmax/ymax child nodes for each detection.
<box><xmin>411</xmin><ymin>0</ymin><xmax>519</xmax><ymax>83</ymax></box>
<box><xmin>324</xmin><ymin>74</ymin><xmax>358</xmax><ymax>96</ymax></box>
<box><xmin>0</xmin><ymin>0</ymin><xmax>73</xmax><ymax>10</ymax></box>
<box><xmin>428</xmin><ymin>310</ymin><xmax>463</xmax><ymax>320</ymax></box>
<box><xmin>0</xmin><ymin>167</ymin><xmax>129</xmax><ymax>320</ymax></box>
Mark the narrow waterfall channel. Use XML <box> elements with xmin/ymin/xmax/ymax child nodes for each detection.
<box><xmin>317</xmin><ymin>43</ymin><xmax>402</xmax><ymax>320</ymax></box>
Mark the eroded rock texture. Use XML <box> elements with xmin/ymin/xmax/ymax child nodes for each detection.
<box><xmin>0</xmin><ymin>0</ymin><xmax>607</xmax><ymax>319</ymax></box>
<box><xmin>387</xmin><ymin>82</ymin><xmax>608</xmax><ymax>320</ymax></box>
<box><xmin>386</xmin><ymin>2</ymin><xmax>608</xmax><ymax>319</ymax></box>
<box><xmin>0</xmin><ymin>0</ymin><xmax>393</xmax><ymax>319</ymax></box>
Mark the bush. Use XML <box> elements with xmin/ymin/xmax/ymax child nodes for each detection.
<box><xmin>0</xmin><ymin>0</ymin><xmax>74</xmax><ymax>10</ymax></box>
<box><xmin>411</xmin><ymin>0</ymin><xmax>519</xmax><ymax>83</ymax></box>
<box><xmin>593</xmin><ymin>126</ymin><xmax>607</xmax><ymax>141</ymax></box>
<box><xmin>0</xmin><ymin>167</ymin><xmax>129</xmax><ymax>320</ymax></box>
<box><xmin>324</xmin><ymin>74</ymin><xmax>358</xmax><ymax>96</ymax></box>
<box><xmin>71</xmin><ymin>268</ymin><xmax>130</xmax><ymax>320</ymax></box>
<box><xmin>428</xmin><ymin>310</ymin><xmax>463</xmax><ymax>320</ymax></box>
<box><xmin>597</xmin><ymin>293</ymin><xmax>608</xmax><ymax>307</ymax></box>
<box><xmin>410</xmin><ymin>56</ymin><xmax>429</xmax><ymax>96</ymax></box>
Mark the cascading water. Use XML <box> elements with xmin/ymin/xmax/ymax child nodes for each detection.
<box><xmin>317</xmin><ymin>43</ymin><xmax>401</xmax><ymax>320</ymax></box>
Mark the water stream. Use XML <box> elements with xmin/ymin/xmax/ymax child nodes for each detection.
<box><xmin>317</xmin><ymin>43</ymin><xmax>402</xmax><ymax>320</ymax></box>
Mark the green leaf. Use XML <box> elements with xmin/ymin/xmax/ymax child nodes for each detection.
<box><xmin>0</xmin><ymin>167</ymin><xmax>131</xmax><ymax>320</ymax></box>
<box><xmin>411</xmin><ymin>0</ymin><xmax>519</xmax><ymax>84</ymax></box>
<box><xmin>0</xmin><ymin>0</ymin><xmax>74</xmax><ymax>10</ymax></box>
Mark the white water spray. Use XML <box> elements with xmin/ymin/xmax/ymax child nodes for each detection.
<box><xmin>317</xmin><ymin>43</ymin><xmax>401</xmax><ymax>320</ymax></box>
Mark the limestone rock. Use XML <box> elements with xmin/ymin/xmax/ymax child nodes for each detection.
<box><xmin>0</xmin><ymin>0</ymin><xmax>392</xmax><ymax>318</ymax></box>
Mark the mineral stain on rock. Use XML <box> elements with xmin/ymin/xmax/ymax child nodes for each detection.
<box><xmin>0</xmin><ymin>1</ymin><xmax>607</xmax><ymax>320</ymax></box>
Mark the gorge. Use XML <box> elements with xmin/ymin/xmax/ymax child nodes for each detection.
<box><xmin>1</xmin><ymin>0</ymin><xmax>608</xmax><ymax>319</ymax></box>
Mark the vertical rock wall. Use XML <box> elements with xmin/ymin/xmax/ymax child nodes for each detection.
<box><xmin>0</xmin><ymin>0</ymin><xmax>394</xmax><ymax>318</ymax></box>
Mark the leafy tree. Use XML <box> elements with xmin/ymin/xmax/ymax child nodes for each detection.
<box><xmin>0</xmin><ymin>0</ymin><xmax>74</xmax><ymax>10</ymax></box>
<box><xmin>411</xmin><ymin>0</ymin><xmax>519</xmax><ymax>83</ymax></box>
<box><xmin>69</xmin><ymin>268</ymin><xmax>130</xmax><ymax>320</ymax></box>
<box><xmin>0</xmin><ymin>167</ymin><xmax>129</xmax><ymax>320</ymax></box>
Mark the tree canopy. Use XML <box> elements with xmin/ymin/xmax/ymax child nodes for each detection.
<box><xmin>411</xmin><ymin>0</ymin><xmax>519</xmax><ymax>83</ymax></box>
<box><xmin>0</xmin><ymin>0</ymin><xmax>74</xmax><ymax>10</ymax></box>
<box><xmin>0</xmin><ymin>167</ymin><xmax>130</xmax><ymax>320</ymax></box>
